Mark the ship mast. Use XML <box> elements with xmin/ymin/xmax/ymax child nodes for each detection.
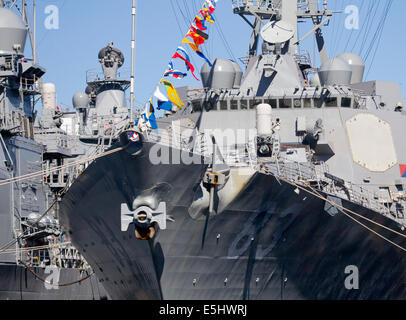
<box><xmin>33</xmin><ymin>0</ymin><xmax>37</xmax><ymax>64</ymax></box>
<box><xmin>233</xmin><ymin>0</ymin><xmax>332</xmax><ymax>64</ymax></box>
<box><xmin>296</xmin><ymin>0</ymin><xmax>332</xmax><ymax>64</ymax></box>
<box><xmin>281</xmin><ymin>0</ymin><xmax>299</xmax><ymax>51</ymax></box>
<box><xmin>129</xmin><ymin>0</ymin><xmax>137</xmax><ymax>124</ymax></box>
<box><xmin>233</xmin><ymin>0</ymin><xmax>299</xmax><ymax>57</ymax></box>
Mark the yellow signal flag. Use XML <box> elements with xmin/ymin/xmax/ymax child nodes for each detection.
<box><xmin>160</xmin><ymin>79</ymin><xmax>184</xmax><ymax>109</ymax></box>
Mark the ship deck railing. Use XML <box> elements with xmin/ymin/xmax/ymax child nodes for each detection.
<box><xmin>294</xmin><ymin>51</ymin><xmax>312</xmax><ymax>67</ymax></box>
<box><xmin>42</xmin><ymin>158</ymin><xmax>76</xmax><ymax>189</ymax></box>
<box><xmin>297</xmin><ymin>0</ymin><xmax>332</xmax><ymax>17</ymax></box>
<box><xmin>86</xmin><ymin>68</ymin><xmax>131</xmax><ymax>84</ymax></box>
<box><xmin>19</xmin><ymin>76</ymin><xmax>41</xmax><ymax>95</ymax></box>
<box><xmin>55</xmin><ymin>121</ymin><xmax>127</xmax><ymax>189</ymax></box>
<box><xmin>18</xmin><ymin>242</ymin><xmax>89</xmax><ymax>270</ymax></box>
<box><xmin>260</xmin><ymin>159</ymin><xmax>406</xmax><ymax>224</ymax></box>
<box><xmin>145</xmin><ymin>128</ymin><xmax>208</xmax><ymax>154</ymax></box>
<box><xmin>145</xmin><ymin>128</ymin><xmax>258</xmax><ymax>168</ymax></box>
<box><xmin>232</xmin><ymin>0</ymin><xmax>280</xmax><ymax>11</ymax></box>
<box><xmin>297</xmin><ymin>0</ymin><xmax>307</xmax><ymax>11</ymax></box>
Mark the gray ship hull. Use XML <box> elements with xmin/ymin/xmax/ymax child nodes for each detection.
<box><xmin>59</xmin><ymin>139</ymin><xmax>209</xmax><ymax>299</ymax></box>
<box><xmin>59</xmin><ymin>139</ymin><xmax>406</xmax><ymax>300</ymax></box>
<box><xmin>0</xmin><ymin>263</ymin><xmax>108</xmax><ymax>300</ymax></box>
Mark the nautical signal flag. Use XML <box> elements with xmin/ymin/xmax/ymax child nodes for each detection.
<box><xmin>194</xmin><ymin>16</ymin><xmax>207</xmax><ymax>31</ymax></box>
<box><xmin>190</xmin><ymin>25</ymin><xmax>209</xmax><ymax>40</ymax></box>
<box><xmin>172</xmin><ymin>47</ymin><xmax>199</xmax><ymax>81</ymax></box>
<box><xmin>400</xmin><ymin>164</ymin><xmax>406</xmax><ymax>178</ymax></box>
<box><xmin>186</xmin><ymin>29</ymin><xmax>206</xmax><ymax>48</ymax></box>
<box><xmin>164</xmin><ymin>61</ymin><xmax>187</xmax><ymax>79</ymax></box>
<box><xmin>201</xmin><ymin>2</ymin><xmax>216</xmax><ymax>23</ymax></box>
<box><xmin>154</xmin><ymin>86</ymin><xmax>173</xmax><ymax>111</ymax></box>
<box><xmin>142</xmin><ymin>99</ymin><xmax>158</xmax><ymax>130</ymax></box>
<box><xmin>181</xmin><ymin>37</ymin><xmax>201</xmax><ymax>53</ymax></box>
<box><xmin>204</xmin><ymin>0</ymin><xmax>217</xmax><ymax>14</ymax></box>
<box><xmin>136</xmin><ymin>0</ymin><xmax>218</xmax><ymax>131</ymax></box>
<box><xmin>160</xmin><ymin>79</ymin><xmax>184</xmax><ymax>109</ymax></box>
<box><xmin>200</xmin><ymin>6</ymin><xmax>215</xmax><ymax>24</ymax></box>
<box><xmin>181</xmin><ymin>38</ymin><xmax>212</xmax><ymax>67</ymax></box>
<box><xmin>196</xmin><ymin>51</ymin><xmax>212</xmax><ymax>67</ymax></box>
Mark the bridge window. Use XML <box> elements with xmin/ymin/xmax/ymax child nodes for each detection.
<box><xmin>294</xmin><ymin>99</ymin><xmax>302</xmax><ymax>108</ymax></box>
<box><xmin>325</xmin><ymin>97</ymin><xmax>338</xmax><ymax>107</ymax></box>
<box><xmin>240</xmin><ymin>99</ymin><xmax>249</xmax><ymax>110</ymax></box>
<box><xmin>203</xmin><ymin>100</ymin><xmax>216</xmax><ymax>111</ymax></box>
<box><xmin>280</xmin><ymin>98</ymin><xmax>292</xmax><ymax>108</ymax></box>
<box><xmin>219</xmin><ymin>100</ymin><xmax>228</xmax><ymax>110</ymax></box>
<box><xmin>303</xmin><ymin>98</ymin><xmax>312</xmax><ymax>108</ymax></box>
<box><xmin>341</xmin><ymin>97</ymin><xmax>352</xmax><ymax>108</ymax></box>
<box><xmin>200</xmin><ymin>96</ymin><xmax>354</xmax><ymax>111</ymax></box>
<box><xmin>264</xmin><ymin>98</ymin><xmax>277</xmax><ymax>108</ymax></box>
<box><xmin>314</xmin><ymin>98</ymin><xmax>323</xmax><ymax>108</ymax></box>
<box><xmin>192</xmin><ymin>100</ymin><xmax>202</xmax><ymax>111</ymax></box>
<box><xmin>250</xmin><ymin>98</ymin><xmax>263</xmax><ymax>109</ymax></box>
<box><xmin>230</xmin><ymin>100</ymin><xmax>238</xmax><ymax>110</ymax></box>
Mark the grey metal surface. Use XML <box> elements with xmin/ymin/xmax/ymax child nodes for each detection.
<box><xmin>18</xmin><ymin>0</ymin><xmax>406</xmax><ymax>300</ymax></box>
<box><xmin>206</xmin><ymin>58</ymin><xmax>238</xmax><ymax>90</ymax></box>
<box><xmin>337</xmin><ymin>52</ymin><xmax>365</xmax><ymax>84</ymax></box>
<box><xmin>318</xmin><ymin>57</ymin><xmax>352</xmax><ymax>86</ymax></box>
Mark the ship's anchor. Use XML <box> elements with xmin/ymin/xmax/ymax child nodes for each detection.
<box><xmin>204</xmin><ymin>134</ymin><xmax>229</xmax><ymax>215</ymax></box>
<box><xmin>121</xmin><ymin>202</ymin><xmax>167</xmax><ymax>240</ymax></box>
<box><xmin>200</xmin><ymin>135</ymin><xmax>229</xmax><ymax>248</ymax></box>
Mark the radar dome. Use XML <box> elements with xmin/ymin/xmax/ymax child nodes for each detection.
<box><xmin>337</xmin><ymin>53</ymin><xmax>365</xmax><ymax>84</ymax></box>
<box><xmin>0</xmin><ymin>7</ymin><xmax>27</xmax><ymax>55</ymax></box>
<box><xmin>206</xmin><ymin>59</ymin><xmax>237</xmax><ymax>90</ymax></box>
<box><xmin>73</xmin><ymin>92</ymin><xmax>89</xmax><ymax>110</ymax></box>
<box><xmin>318</xmin><ymin>57</ymin><xmax>352</xmax><ymax>86</ymax></box>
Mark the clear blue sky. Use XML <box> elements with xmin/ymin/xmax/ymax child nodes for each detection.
<box><xmin>20</xmin><ymin>0</ymin><xmax>406</xmax><ymax>112</ymax></box>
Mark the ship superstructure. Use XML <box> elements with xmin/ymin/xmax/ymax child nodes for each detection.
<box><xmin>36</xmin><ymin>43</ymin><xmax>132</xmax><ymax>193</ymax></box>
<box><xmin>59</xmin><ymin>0</ymin><xmax>406</xmax><ymax>300</ymax></box>
<box><xmin>181</xmin><ymin>0</ymin><xmax>406</xmax><ymax>222</ymax></box>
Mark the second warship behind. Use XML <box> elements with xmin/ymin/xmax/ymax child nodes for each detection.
<box><xmin>0</xmin><ymin>1</ymin><xmax>108</xmax><ymax>299</ymax></box>
<box><xmin>59</xmin><ymin>0</ymin><xmax>406</xmax><ymax>300</ymax></box>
